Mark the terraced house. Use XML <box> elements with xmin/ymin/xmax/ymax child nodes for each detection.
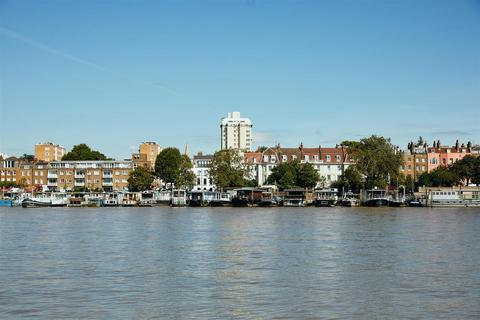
<box><xmin>244</xmin><ymin>144</ymin><xmax>353</xmax><ymax>187</ymax></box>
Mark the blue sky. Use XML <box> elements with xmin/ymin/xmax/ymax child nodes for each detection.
<box><xmin>1</xmin><ymin>0</ymin><xmax>479</xmax><ymax>159</ymax></box>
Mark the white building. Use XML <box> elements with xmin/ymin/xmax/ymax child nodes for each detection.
<box><xmin>192</xmin><ymin>153</ymin><xmax>216</xmax><ymax>191</ymax></box>
<box><xmin>244</xmin><ymin>145</ymin><xmax>353</xmax><ymax>188</ymax></box>
<box><xmin>220</xmin><ymin>112</ymin><xmax>253</xmax><ymax>151</ymax></box>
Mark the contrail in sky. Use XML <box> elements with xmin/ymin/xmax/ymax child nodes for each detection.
<box><xmin>0</xmin><ymin>26</ymin><xmax>179</xmax><ymax>96</ymax></box>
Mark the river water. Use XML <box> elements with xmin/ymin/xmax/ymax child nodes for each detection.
<box><xmin>0</xmin><ymin>207</ymin><xmax>479</xmax><ymax>319</ymax></box>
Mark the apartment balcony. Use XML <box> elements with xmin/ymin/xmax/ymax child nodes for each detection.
<box><xmin>75</xmin><ymin>174</ymin><xmax>85</xmax><ymax>179</ymax></box>
<box><xmin>47</xmin><ymin>181</ymin><xmax>57</xmax><ymax>187</ymax></box>
<box><xmin>74</xmin><ymin>182</ymin><xmax>85</xmax><ymax>187</ymax></box>
<box><xmin>48</xmin><ymin>173</ymin><xmax>57</xmax><ymax>179</ymax></box>
<box><xmin>102</xmin><ymin>181</ymin><xmax>113</xmax><ymax>186</ymax></box>
<box><xmin>103</xmin><ymin>173</ymin><xmax>113</xmax><ymax>178</ymax></box>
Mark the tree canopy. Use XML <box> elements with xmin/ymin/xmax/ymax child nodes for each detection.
<box><xmin>346</xmin><ymin>135</ymin><xmax>402</xmax><ymax>189</ymax></box>
<box><xmin>176</xmin><ymin>154</ymin><xmax>196</xmax><ymax>189</ymax></box>
<box><xmin>155</xmin><ymin>148</ymin><xmax>182</xmax><ymax>187</ymax></box>
<box><xmin>417</xmin><ymin>166</ymin><xmax>461</xmax><ymax>187</ymax></box>
<box><xmin>128</xmin><ymin>167</ymin><xmax>154</xmax><ymax>192</ymax></box>
<box><xmin>451</xmin><ymin>155</ymin><xmax>480</xmax><ymax>186</ymax></box>
<box><xmin>62</xmin><ymin>144</ymin><xmax>109</xmax><ymax>161</ymax></box>
<box><xmin>208</xmin><ymin>149</ymin><xmax>248</xmax><ymax>190</ymax></box>
<box><xmin>267</xmin><ymin>161</ymin><xmax>319</xmax><ymax>190</ymax></box>
<box><xmin>331</xmin><ymin>166</ymin><xmax>363</xmax><ymax>194</ymax></box>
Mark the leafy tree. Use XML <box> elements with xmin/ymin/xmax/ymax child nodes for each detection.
<box><xmin>296</xmin><ymin>162</ymin><xmax>320</xmax><ymax>189</ymax></box>
<box><xmin>128</xmin><ymin>167</ymin><xmax>154</xmax><ymax>192</ymax></box>
<box><xmin>155</xmin><ymin>148</ymin><xmax>182</xmax><ymax>188</ymax></box>
<box><xmin>333</xmin><ymin>166</ymin><xmax>364</xmax><ymax>194</ymax></box>
<box><xmin>451</xmin><ymin>155</ymin><xmax>480</xmax><ymax>185</ymax></box>
<box><xmin>267</xmin><ymin>162</ymin><xmax>297</xmax><ymax>190</ymax></box>
<box><xmin>208</xmin><ymin>149</ymin><xmax>247</xmax><ymax>190</ymax></box>
<box><xmin>417</xmin><ymin>166</ymin><xmax>460</xmax><ymax>187</ymax></box>
<box><xmin>347</xmin><ymin>135</ymin><xmax>402</xmax><ymax>189</ymax></box>
<box><xmin>20</xmin><ymin>154</ymin><xmax>35</xmax><ymax>161</ymax></box>
<box><xmin>267</xmin><ymin>161</ymin><xmax>319</xmax><ymax>190</ymax></box>
<box><xmin>244</xmin><ymin>179</ymin><xmax>258</xmax><ymax>187</ymax></box>
<box><xmin>62</xmin><ymin>144</ymin><xmax>109</xmax><ymax>161</ymax></box>
<box><xmin>176</xmin><ymin>155</ymin><xmax>196</xmax><ymax>189</ymax></box>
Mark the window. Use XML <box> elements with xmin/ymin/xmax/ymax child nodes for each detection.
<box><xmin>292</xmin><ymin>155</ymin><xmax>297</xmax><ymax>161</ymax></box>
<box><xmin>336</xmin><ymin>155</ymin><xmax>341</xmax><ymax>162</ymax></box>
<box><xmin>326</xmin><ymin>155</ymin><xmax>331</xmax><ymax>162</ymax></box>
<box><xmin>282</xmin><ymin>155</ymin><xmax>287</xmax><ymax>162</ymax></box>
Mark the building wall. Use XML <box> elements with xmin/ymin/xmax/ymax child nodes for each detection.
<box><xmin>244</xmin><ymin>146</ymin><xmax>352</xmax><ymax>187</ymax></box>
<box><xmin>220</xmin><ymin>112</ymin><xmax>253</xmax><ymax>151</ymax></box>
<box><xmin>34</xmin><ymin>142</ymin><xmax>65</xmax><ymax>162</ymax></box>
<box><xmin>400</xmin><ymin>152</ymin><xmax>428</xmax><ymax>179</ymax></box>
<box><xmin>138</xmin><ymin>142</ymin><xmax>162</xmax><ymax>170</ymax></box>
<box><xmin>192</xmin><ymin>154</ymin><xmax>215</xmax><ymax>191</ymax></box>
<box><xmin>48</xmin><ymin>161</ymin><xmax>132</xmax><ymax>191</ymax></box>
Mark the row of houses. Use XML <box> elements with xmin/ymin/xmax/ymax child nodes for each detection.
<box><xmin>1</xmin><ymin>140</ymin><xmax>478</xmax><ymax>192</ymax></box>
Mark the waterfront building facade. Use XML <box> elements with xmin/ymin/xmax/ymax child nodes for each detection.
<box><xmin>220</xmin><ymin>112</ymin><xmax>253</xmax><ymax>151</ymax></box>
<box><xmin>47</xmin><ymin>160</ymin><xmax>132</xmax><ymax>192</ymax></box>
<box><xmin>244</xmin><ymin>144</ymin><xmax>352</xmax><ymax>187</ymax></box>
<box><xmin>192</xmin><ymin>152</ymin><xmax>215</xmax><ymax>191</ymax></box>
<box><xmin>34</xmin><ymin>142</ymin><xmax>65</xmax><ymax>162</ymax></box>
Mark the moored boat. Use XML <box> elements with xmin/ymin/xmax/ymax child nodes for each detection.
<box><xmin>314</xmin><ymin>188</ymin><xmax>338</xmax><ymax>207</ymax></box>
<box><xmin>362</xmin><ymin>189</ymin><xmax>390</xmax><ymax>207</ymax></box>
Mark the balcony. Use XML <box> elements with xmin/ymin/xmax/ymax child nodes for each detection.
<box><xmin>48</xmin><ymin>173</ymin><xmax>57</xmax><ymax>179</ymax></box>
<box><xmin>74</xmin><ymin>182</ymin><xmax>85</xmax><ymax>187</ymax></box>
<box><xmin>75</xmin><ymin>173</ymin><xmax>85</xmax><ymax>179</ymax></box>
<box><xmin>102</xmin><ymin>181</ymin><xmax>113</xmax><ymax>186</ymax></box>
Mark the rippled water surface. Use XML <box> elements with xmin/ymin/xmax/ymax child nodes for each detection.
<box><xmin>1</xmin><ymin>207</ymin><xmax>480</xmax><ymax>319</ymax></box>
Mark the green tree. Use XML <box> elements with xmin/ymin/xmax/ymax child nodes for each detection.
<box><xmin>128</xmin><ymin>167</ymin><xmax>154</xmax><ymax>192</ymax></box>
<box><xmin>155</xmin><ymin>148</ymin><xmax>182</xmax><ymax>188</ymax></box>
<box><xmin>451</xmin><ymin>155</ymin><xmax>480</xmax><ymax>185</ymax></box>
<box><xmin>19</xmin><ymin>154</ymin><xmax>35</xmax><ymax>161</ymax></box>
<box><xmin>347</xmin><ymin>135</ymin><xmax>402</xmax><ymax>189</ymax></box>
<box><xmin>417</xmin><ymin>166</ymin><xmax>460</xmax><ymax>187</ymax></box>
<box><xmin>62</xmin><ymin>144</ymin><xmax>109</xmax><ymax>161</ymax></box>
<box><xmin>267</xmin><ymin>161</ymin><xmax>319</xmax><ymax>190</ymax></box>
<box><xmin>267</xmin><ymin>162</ymin><xmax>297</xmax><ymax>190</ymax></box>
<box><xmin>208</xmin><ymin>149</ymin><xmax>247</xmax><ymax>190</ymax></box>
<box><xmin>176</xmin><ymin>154</ymin><xmax>196</xmax><ymax>189</ymax></box>
<box><xmin>296</xmin><ymin>162</ymin><xmax>320</xmax><ymax>189</ymax></box>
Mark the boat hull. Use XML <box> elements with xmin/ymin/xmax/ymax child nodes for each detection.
<box><xmin>315</xmin><ymin>199</ymin><xmax>337</xmax><ymax>207</ymax></box>
<box><xmin>22</xmin><ymin>199</ymin><xmax>52</xmax><ymax>208</ymax></box>
<box><xmin>363</xmin><ymin>198</ymin><xmax>390</xmax><ymax>207</ymax></box>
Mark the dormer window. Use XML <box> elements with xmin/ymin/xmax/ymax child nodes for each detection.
<box><xmin>326</xmin><ymin>155</ymin><xmax>331</xmax><ymax>162</ymax></box>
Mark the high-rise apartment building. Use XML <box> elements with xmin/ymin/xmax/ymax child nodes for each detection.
<box><xmin>220</xmin><ymin>112</ymin><xmax>253</xmax><ymax>151</ymax></box>
<box><xmin>34</xmin><ymin>142</ymin><xmax>66</xmax><ymax>162</ymax></box>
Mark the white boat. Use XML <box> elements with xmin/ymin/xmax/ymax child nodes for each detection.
<box><xmin>315</xmin><ymin>188</ymin><xmax>338</xmax><ymax>207</ymax></box>
<box><xmin>420</xmin><ymin>187</ymin><xmax>480</xmax><ymax>207</ymax></box>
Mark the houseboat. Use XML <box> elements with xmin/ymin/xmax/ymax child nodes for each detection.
<box><xmin>139</xmin><ymin>191</ymin><xmax>156</xmax><ymax>207</ymax></box>
<box><xmin>283</xmin><ymin>188</ymin><xmax>314</xmax><ymax>207</ymax></box>
<box><xmin>188</xmin><ymin>190</ymin><xmax>216</xmax><ymax>207</ymax></box>
<box><xmin>362</xmin><ymin>189</ymin><xmax>390</xmax><ymax>207</ymax></box>
<box><xmin>257</xmin><ymin>186</ymin><xmax>279</xmax><ymax>207</ymax></box>
<box><xmin>103</xmin><ymin>193</ymin><xmax>120</xmax><ymax>207</ymax></box>
<box><xmin>171</xmin><ymin>189</ymin><xmax>187</xmax><ymax>206</ymax></box>
<box><xmin>231</xmin><ymin>188</ymin><xmax>263</xmax><ymax>207</ymax></box>
<box><xmin>156</xmin><ymin>190</ymin><xmax>172</xmax><ymax>206</ymax></box>
<box><xmin>338</xmin><ymin>191</ymin><xmax>360</xmax><ymax>207</ymax></box>
<box><xmin>22</xmin><ymin>192</ymin><xmax>68</xmax><ymax>208</ymax></box>
<box><xmin>419</xmin><ymin>187</ymin><xmax>480</xmax><ymax>207</ymax></box>
<box><xmin>122</xmin><ymin>192</ymin><xmax>139</xmax><ymax>206</ymax></box>
<box><xmin>314</xmin><ymin>188</ymin><xmax>338</xmax><ymax>207</ymax></box>
<box><xmin>209</xmin><ymin>192</ymin><xmax>232</xmax><ymax>207</ymax></box>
